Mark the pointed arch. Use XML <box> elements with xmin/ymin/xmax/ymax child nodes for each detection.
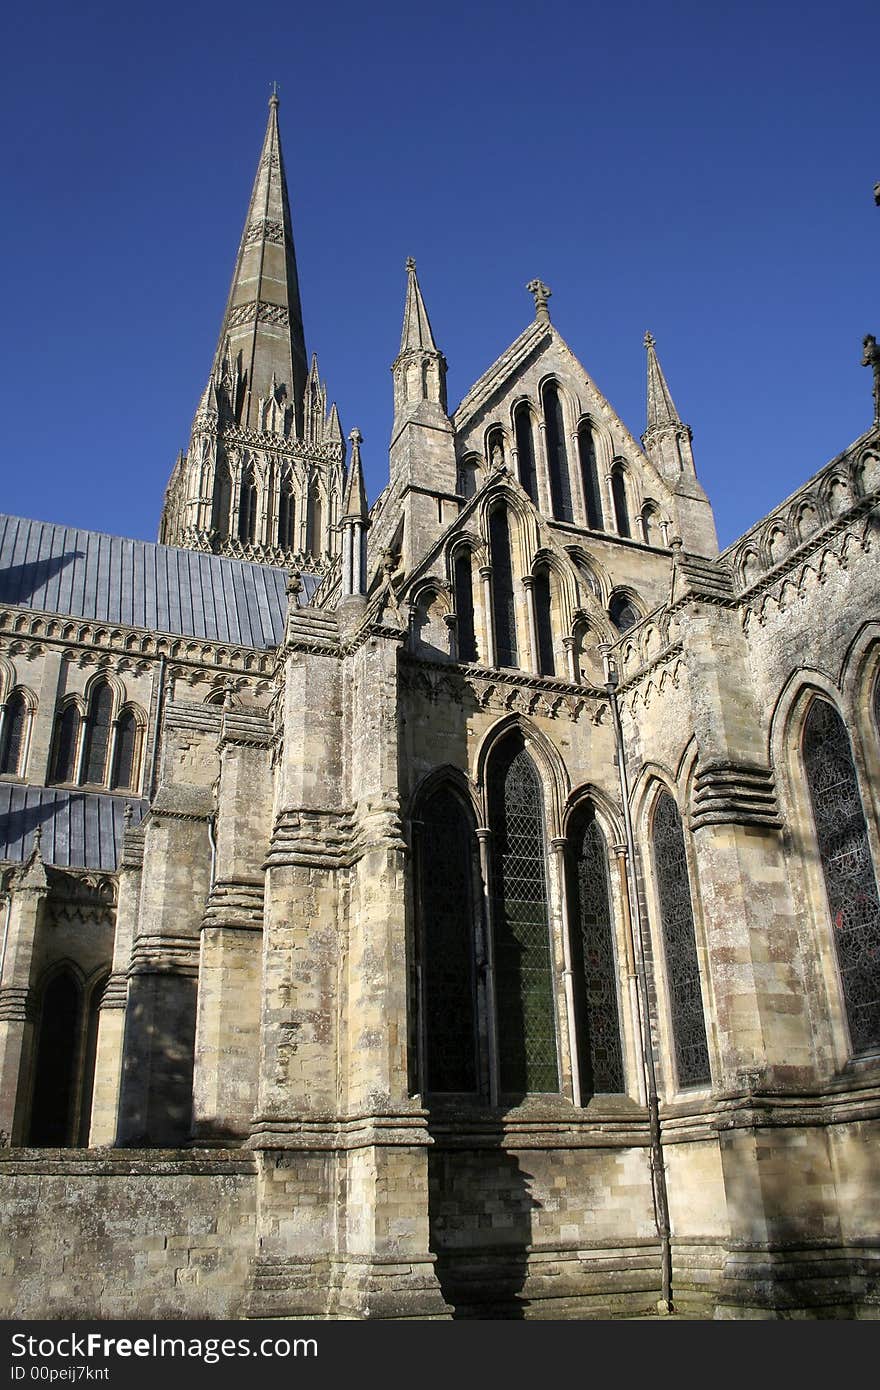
<box><xmin>486</xmin><ymin>731</ymin><xmax>559</xmax><ymax>1094</ymax></box>
<box><xmin>306</xmin><ymin>478</ymin><xmax>324</xmax><ymax>558</ymax></box>
<box><xmin>28</xmin><ymin>966</ymin><xmax>83</xmax><ymax>1146</ymax></box>
<box><xmin>452</xmin><ymin>546</ymin><xmax>478</xmax><ymax>662</ymax></box>
<box><xmin>211</xmin><ymin>457</ymin><xmax>232</xmax><ymax>539</ymax></box>
<box><xmin>542</xmin><ymin>379</ymin><xmax>574</xmax><ymax>522</ymax></box>
<box><xmin>475</xmin><ymin>715</ymin><xmax>570</xmax><ymax>842</ymax></box>
<box><xmin>238</xmin><ymin>466</ymin><xmax>258</xmax><ymax>544</ymax></box>
<box><xmin>485</xmin><ymin>424</ymin><xmax>507</xmax><ymax>470</ymax></box>
<box><xmin>578</xmin><ymin>420</ymin><xmax>604</xmax><ymax>530</ymax></box>
<box><xmin>0</xmin><ymin>688</ymin><xmax>33</xmax><ymax>778</ymax></box>
<box><xmin>82</xmin><ymin>678</ymin><xmax>114</xmax><ymax>785</ymax></box>
<box><xmin>533</xmin><ymin>565</ymin><xmax>555</xmax><ymax>677</ymax></box>
<box><xmin>489</xmin><ymin>502</ymin><xmax>518</xmax><ymax>669</ymax></box>
<box><xmin>49</xmin><ymin>699</ymin><xmax>82</xmax><ymax>785</ymax></box>
<box><xmin>111</xmin><ymin>704</ymin><xmax>145</xmax><ymax>792</ymax></box>
<box><xmin>513</xmin><ymin>401</ymin><xmax>539</xmax><ymax>504</ymax></box>
<box><xmin>277</xmin><ymin>472</ymin><xmax>296</xmax><ymax>549</ymax></box>
<box><xmin>610</xmin><ymin>461</ymin><xmax>631</xmax><ymax>538</ymax></box>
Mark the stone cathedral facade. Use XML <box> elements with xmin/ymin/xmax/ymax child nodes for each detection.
<box><xmin>1</xmin><ymin>97</ymin><xmax>879</xmax><ymax>1320</ymax></box>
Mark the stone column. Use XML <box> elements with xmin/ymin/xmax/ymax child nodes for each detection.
<box><xmin>0</xmin><ymin>841</ymin><xmax>48</xmax><ymax>1145</ymax></box>
<box><xmin>88</xmin><ymin>815</ymin><xmax>144</xmax><ymax>1145</ymax></box>
<box><xmin>522</xmin><ymin>575</ymin><xmax>540</xmax><ymax>675</ymax></box>
<box><xmin>479</xmin><ymin>565</ymin><xmax>495</xmax><ymax>667</ymax></box>
<box><xmin>192</xmin><ymin>709</ymin><xmax>272</xmax><ymax>1142</ymax></box>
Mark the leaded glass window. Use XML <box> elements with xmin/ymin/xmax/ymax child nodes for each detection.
<box><xmin>111</xmin><ymin>709</ymin><xmax>138</xmax><ymax>791</ymax></box>
<box><xmin>543</xmin><ymin>382</ymin><xmax>573</xmax><ymax>522</ymax></box>
<box><xmin>490</xmin><ymin>507</ymin><xmax>518</xmax><ymax>669</ymax></box>
<box><xmin>488</xmin><ymin>738</ymin><xmax>559</xmax><ymax>1094</ymax></box>
<box><xmin>803</xmin><ymin>699</ymin><xmax>880</xmax><ymax>1053</ymax></box>
<box><xmin>278</xmin><ymin>477</ymin><xmax>295</xmax><ymax>549</ymax></box>
<box><xmin>454</xmin><ymin>551</ymin><xmax>477</xmax><ymax>663</ymax></box>
<box><xmin>567</xmin><ymin>803</ymin><xmax>624</xmax><ymax>1094</ymax></box>
<box><xmin>652</xmin><ymin>793</ymin><xmax>711</xmax><ymax>1087</ymax></box>
<box><xmin>419</xmin><ymin>786</ymin><xmax>479</xmax><ymax>1093</ymax></box>
<box><xmin>578</xmin><ymin>423</ymin><xmax>603</xmax><ymax>530</ymax></box>
<box><xmin>50</xmin><ymin>703</ymin><xmax>79</xmax><ymax>784</ymax></box>
<box><xmin>0</xmin><ymin>692</ymin><xmax>27</xmax><ymax>776</ymax></box>
<box><xmin>83</xmin><ymin>682</ymin><xmax>113</xmax><ymax>786</ymax></box>
<box><xmin>611</xmin><ymin>464</ymin><xmax>631</xmax><ymax>538</ymax></box>
<box><xmin>238</xmin><ymin>469</ymin><xmax>257</xmax><ymax>543</ymax></box>
<box><xmin>534</xmin><ymin>569</ymin><xmax>555</xmax><ymax>677</ymax></box>
<box><xmin>514</xmin><ymin>404</ymin><xmax>538</xmax><ymax>504</ymax></box>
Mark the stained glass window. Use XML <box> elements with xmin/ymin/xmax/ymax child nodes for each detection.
<box><xmin>578</xmin><ymin>423</ymin><xmax>603</xmax><ymax>530</ymax></box>
<box><xmin>83</xmin><ymin>682</ymin><xmax>113</xmax><ymax>786</ymax></box>
<box><xmin>652</xmin><ymin>793</ymin><xmax>711</xmax><ymax>1087</ymax></box>
<box><xmin>488</xmin><ymin>738</ymin><xmax>559</xmax><ymax>1093</ymax></box>
<box><xmin>454</xmin><ymin>551</ymin><xmax>477</xmax><ymax>663</ymax></box>
<box><xmin>490</xmin><ymin>507</ymin><xmax>518</xmax><ymax>669</ymax></box>
<box><xmin>803</xmin><ymin>699</ymin><xmax>880</xmax><ymax>1053</ymax></box>
<box><xmin>543</xmin><ymin>382</ymin><xmax>573</xmax><ymax>523</ymax></box>
<box><xmin>567</xmin><ymin>803</ymin><xmax>624</xmax><ymax>1094</ymax></box>
<box><xmin>419</xmin><ymin>786</ymin><xmax>479</xmax><ymax>1093</ymax></box>
<box><xmin>0</xmin><ymin>691</ymin><xmax>27</xmax><ymax>776</ymax></box>
<box><xmin>50</xmin><ymin>703</ymin><xmax>79</xmax><ymax>784</ymax></box>
<box><xmin>514</xmin><ymin>404</ymin><xmax>538</xmax><ymax>504</ymax></box>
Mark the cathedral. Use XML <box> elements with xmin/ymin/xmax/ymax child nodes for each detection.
<box><xmin>1</xmin><ymin>95</ymin><xmax>879</xmax><ymax>1320</ymax></box>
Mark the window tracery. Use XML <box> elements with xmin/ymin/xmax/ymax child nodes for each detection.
<box><xmin>651</xmin><ymin>792</ymin><xmax>711</xmax><ymax>1087</ymax></box>
<box><xmin>566</xmin><ymin>802</ymin><xmax>624</xmax><ymax>1094</ymax></box>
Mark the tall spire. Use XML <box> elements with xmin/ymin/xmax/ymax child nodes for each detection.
<box><xmin>208</xmin><ymin>93</ymin><xmax>308</xmax><ymax>435</ymax></box>
<box><xmin>399</xmin><ymin>257</ymin><xmax>439</xmax><ymax>354</ymax></box>
<box><xmin>644</xmin><ymin>331</ymin><xmax>682</xmax><ymax>432</ymax></box>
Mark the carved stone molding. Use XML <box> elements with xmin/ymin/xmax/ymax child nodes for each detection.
<box><xmin>690</xmin><ymin>761</ymin><xmax>782</xmax><ymax>830</ymax></box>
<box><xmin>201</xmin><ymin>877</ymin><xmax>265</xmax><ymax>932</ymax></box>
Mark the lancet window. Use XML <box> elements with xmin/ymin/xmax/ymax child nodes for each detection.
<box><xmin>416</xmin><ymin>785</ymin><xmax>480</xmax><ymax>1093</ymax></box>
<box><xmin>651</xmin><ymin>792</ymin><xmax>711</xmax><ymax>1087</ymax></box>
<box><xmin>212</xmin><ymin>459</ymin><xmax>232</xmax><ymax>539</ymax></box>
<box><xmin>489</xmin><ymin>506</ymin><xmax>518</xmax><ymax>669</ymax></box>
<box><xmin>278</xmin><ymin>476</ymin><xmax>295</xmax><ymax>550</ymax></box>
<box><xmin>238</xmin><ymin>467</ymin><xmax>258</xmax><ymax>544</ymax></box>
<box><xmin>28</xmin><ymin>969</ymin><xmax>107</xmax><ymax>1148</ymax></box>
<box><xmin>487</xmin><ymin>737</ymin><xmax>559</xmax><ymax>1094</ymax></box>
<box><xmin>454</xmin><ymin>550</ymin><xmax>478</xmax><ymax>663</ymax></box>
<box><xmin>566</xmin><ymin>801</ymin><xmax>624</xmax><ymax>1094</ymax></box>
<box><xmin>611</xmin><ymin>463</ymin><xmax>631</xmax><ymax>538</ymax></box>
<box><xmin>0</xmin><ymin>691</ymin><xmax>29</xmax><ymax>777</ymax></box>
<box><xmin>609</xmin><ymin>593</ymin><xmax>640</xmax><ymax>634</ymax></box>
<box><xmin>802</xmin><ymin>698</ymin><xmax>880</xmax><ymax>1053</ymax></box>
<box><xmin>82</xmin><ymin>681</ymin><xmax>114</xmax><ymax>785</ymax></box>
<box><xmin>50</xmin><ymin>703</ymin><xmax>80</xmax><ymax>784</ymax></box>
<box><xmin>578</xmin><ymin>423</ymin><xmax>604</xmax><ymax>530</ymax></box>
<box><xmin>543</xmin><ymin>382</ymin><xmax>574</xmax><ymax>523</ymax></box>
<box><xmin>307</xmin><ymin>482</ymin><xmax>323</xmax><ymax>558</ymax></box>
<box><xmin>534</xmin><ymin>568</ymin><xmax>555</xmax><ymax>677</ymax></box>
<box><xmin>111</xmin><ymin>709</ymin><xmax>140</xmax><ymax>792</ymax></box>
<box><xmin>514</xmin><ymin>404</ymin><xmax>539</xmax><ymax>504</ymax></box>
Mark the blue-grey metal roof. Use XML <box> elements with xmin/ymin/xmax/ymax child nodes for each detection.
<box><xmin>0</xmin><ymin>514</ymin><xmax>320</xmax><ymax>646</ymax></box>
<box><xmin>0</xmin><ymin>783</ymin><xmax>148</xmax><ymax>870</ymax></box>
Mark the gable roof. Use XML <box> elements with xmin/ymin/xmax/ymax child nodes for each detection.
<box><xmin>0</xmin><ymin>514</ymin><xmax>317</xmax><ymax>647</ymax></box>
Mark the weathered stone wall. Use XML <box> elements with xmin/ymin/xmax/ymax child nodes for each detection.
<box><xmin>0</xmin><ymin>1150</ymin><xmax>256</xmax><ymax>1319</ymax></box>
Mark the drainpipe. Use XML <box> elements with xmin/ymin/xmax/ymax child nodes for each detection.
<box><xmin>147</xmin><ymin>654</ymin><xmax>167</xmax><ymax>800</ymax></box>
<box><xmin>600</xmin><ymin>642</ymin><xmax>673</xmax><ymax>1315</ymax></box>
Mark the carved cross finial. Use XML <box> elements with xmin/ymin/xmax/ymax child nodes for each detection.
<box><xmin>644</xmin><ymin>331</ymin><xmax>656</xmax><ymax>350</ymax></box>
<box><xmin>406</xmin><ymin>256</ymin><xmax>416</xmax><ymax>273</ymax></box>
<box><xmin>269</xmin><ymin>82</ymin><xmax>279</xmax><ymax>107</ymax></box>
<box><xmin>862</xmin><ymin>333</ymin><xmax>880</xmax><ymax>427</ymax></box>
<box><xmin>527</xmin><ymin>279</ymin><xmax>552</xmax><ymax>322</ymax></box>
<box><xmin>348</xmin><ymin>427</ymin><xmax>363</xmax><ymax>447</ymax></box>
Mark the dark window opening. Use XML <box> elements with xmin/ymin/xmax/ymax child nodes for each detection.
<box><xmin>652</xmin><ymin>793</ymin><xmax>711</xmax><ymax>1087</ymax></box>
<box><xmin>543</xmin><ymin>383</ymin><xmax>573</xmax><ymax>522</ymax></box>
<box><xmin>489</xmin><ymin>507</ymin><xmax>518</xmax><ymax>668</ymax></box>
<box><xmin>514</xmin><ymin>405</ymin><xmax>538</xmax><ymax>504</ymax></box>
<box><xmin>566</xmin><ymin>802</ymin><xmax>625</xmax><ymax>1094</ymax></box>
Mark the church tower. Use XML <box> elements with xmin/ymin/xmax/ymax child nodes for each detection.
<box><xmin>159</xmin><ymin>95</ymin><xmax>345</xmax><ymax>573</ymax></box>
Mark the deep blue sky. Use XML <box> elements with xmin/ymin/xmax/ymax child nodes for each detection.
<box><xmin>1</xmin><ymin>1</ymin><xmax>877</xmax><ymax>551</ymax></box>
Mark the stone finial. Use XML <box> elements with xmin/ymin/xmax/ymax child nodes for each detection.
<box><xmin>406</xmin><ymin>256</ymin><xmax>416</xmax><ymax>273</ymax></box>
<box><xmin>123</xmin><ymin>802</ymin><xmax>133</xmax><ymax>828</ymax></box>
<box><xmin>862</xmin><ymin>333</ymin><xmax>880</xmax><ymax>426</ymax></box>
<box><xmin>874</xmin><ymin>181</ymin><xmax>880</xmax><ymax>207</ymax></box>
<box><xmin>527</xmin><ymin>279</ymin><xmax>552</xmax><ymax>322</ymax></box>
<box><xmin>644</xmin><ymin>331</ymin><xmax>656</xmax><ymax>350</ymax></box>
<box><xmin>32</xmin><ymin>825</ymin><xmax>42</xmax><ymax>855</ymax></box>
<box><xmin>269</xmin><ymin>83</ymin><xmax>279</xmax><ymax>109</ymax></box>
<box><xmin>286</xmin><ymin>567</ymin><xmax>303</xmax><ymax>598</ymax></box>
<box><xmin>348</xmin><ymin>427</ymin><xmax>363</xmax><ymax>455</ymax></box>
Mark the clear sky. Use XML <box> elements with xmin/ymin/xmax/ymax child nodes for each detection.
<box><xmin>1</xmin><ymin>0</ymin><xmax>877</xmax><ymax>551</ymax></box>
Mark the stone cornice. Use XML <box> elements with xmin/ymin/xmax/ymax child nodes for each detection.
<box><xmin>399</xmin><ymin>654</ymin><xmax>604</xmax><ymax>724</ymax></box>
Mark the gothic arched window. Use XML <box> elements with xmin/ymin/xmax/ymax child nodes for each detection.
<box><xmin>212</xmin><ymin>458</ymin><xmax>232</xmax><ymax>539</ymax></box>
<box><xmin>307</xmin><ymin>482</ymin><xmax>323</xmax><ymax>558</ymax></box>
<box><xmin>111</xmin><ymin>708</ymin><xmax>139</xmax><ymax>792</ymax></box>
<box><xmin>83</xmin><ymin>681</ymin><xmax>113</xmax><ymax>786</ymax></box>
<box><xmin>543</xmin><ymin>382</ymin><xmax>573</xmax><ymax>522</ymax></box>
<box><xmin>611</xmin><ymin>463</ymin><xmax>631</xmax><ymax>538</ymax></box>
<box><xmin>0</xmin><ymin>691</ymin><xmax>28</xmax><ymax>777</ymax></box>
<box><xmin>609</xmin><ymin>593</ymin><xmax>640</xmax><ymax>634</ymax></box>
<box><xmin>278</xmin><ymin>476</ymin><xmax>295</xmax><ymax>550</ymax></box>
<box><xmin>652</xmin><ymin>792</ymin><xmax>711</xmax><ymax>1087</ymax></box>
<box><xmin>458</xmin><ymin>456</ymin><xmax>479</xmax><ymax>499</ymax></box>
<box><xmin>803</xmin><ymin>698</ymin><xmax>880</xmax><ymax>1053</ymax></box>
<box><xmin>488</xmin><ymin>736</ymin><xmax>559</xmax><ymax>1094</ymax></box>
<box><xmin>566</xmin><ymin>802</ymin><xmax>624</xmax><ymax>1094</ymax></box>
<box><xmin>641</xmin><ymin>503</ymin><xmax>660</xmax><ymax>546</ymax></box>
<box><xmin>534</xmin><ymin>568</ymin><xmax>555</xmax><ymax>677</ymax></box>
<box><xmin>28</xmin><ymin>970</ymin><xmax>82</xmax><ymax>1146</ymax></box>
<box><xmin>417</xmin><ymin>785</ymin><xmax>480</xmax><ymax>1094</ymax></box>
<box><xmin>514</xmin><ymin>403</ymin><xmax>538</xmax><ymax>504</ymax></box>
<box><xmin>454</xmin><ymin>550</ymin><xmax>477</xmax><ymax>663</ymax></box>
<box><xmin>486</xmin><ymin>426</ymin><xmax>505</xmax><ymax>471</ymax></box>
<box><xmin>489</xmin><ymin>506</ymin><xmax>518</xmax><ymax>669</ymax></box>
<box><xmin>238</xmin><ymin>468</ymin><xmax>258</xmax><ymax>544</ymax></box>
<box><xmin>578</xmin><ymin>423</ymin><xmax>604</xmax><ymax>531</ymax></box>
<box><xmin>50</xmin><ymin>702</ymin><xmax>80</xmax><ymax>784</ymax></box>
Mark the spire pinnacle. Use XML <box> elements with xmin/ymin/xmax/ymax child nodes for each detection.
<box><xmin>206</xmin><ymin>96</ymin><xmax>308</xmax><ymax>434</ymax></box>
<box><xmin>399</xmin><ymin>257</ymin><xmax>439</xmax><ymax>354</ymax></box>
<box><xmin>644</xmin><ymin>331</ymin><xmax>683</xmax><ymax>432</ymax></box>
<box><xmin>342</xmin><ymin>428</ymin><xmax>368</xmax><ymax>521</ymax></box>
